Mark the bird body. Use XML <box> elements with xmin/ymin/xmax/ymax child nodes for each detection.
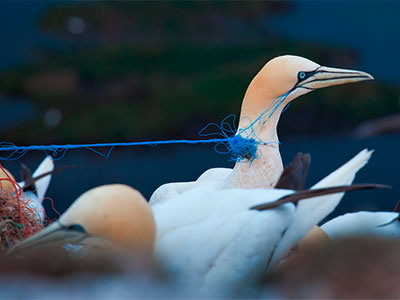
<box><xmin>154</xmin><ymin>187</ymin><xmax>295</xmax><ymax>288</ymax></box>
<box><xmin>321</xmin><ymin>211</ymin><xmax>400</xmax><ymax>239</ymax></box>
<box><xmin>153</xmin><ymin>149</ymin><xmax>374</xmax><ymax>289</ymax></box>
<box><xmin>150</xmin><ymin>55</ymin><xmax>373</xmax><ymax>205</ymax></box>
<box><xmin>10</xmin><ymin>152</ymin><xmax>383</xmax><ymax>291</ymax></box>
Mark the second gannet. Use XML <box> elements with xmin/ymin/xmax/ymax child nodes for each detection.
<box><xmin>150</xmin><ymin>55</ymin><xmax>373</xmax><ymax>205</ymax></box>
<box><xmin>10</xmin><ymin>184</ymin><xmax>156</xmax><ymax>255</ymax></box>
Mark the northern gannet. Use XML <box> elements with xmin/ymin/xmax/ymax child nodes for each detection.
<box><xmin>153</xmin><ymin>149</ymin><xmax>383</xmax><ymax>289</ymax></box>
<box><xmin>150</xmin><ymin>55</ymin><xmax>373</xmax><ymax>204</ymax></box>
<box><xmin>9</xmin><ymin>153</ymin><xmax>386</xmax><ymax>290</ymax></box>
<box><xmin>10</xmin><ymin>184</ymin><xmax>156</xmax><ymax>254</ymax></box>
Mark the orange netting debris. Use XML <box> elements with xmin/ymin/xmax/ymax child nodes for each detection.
<box><xmin>0</xmin><ymin>164</ymin><xmax>46</xmax><ymax>250</ymax></box>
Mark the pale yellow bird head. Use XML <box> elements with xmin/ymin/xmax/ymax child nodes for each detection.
<box><xmin>10</xmin><ymin>184</ymin><xmax>156</xmax><ymax>254</ymax></box>
<box><xmin>241</xmin><ymin>55</ymin><xmax>373</xmax><ymax>119</ymax></box>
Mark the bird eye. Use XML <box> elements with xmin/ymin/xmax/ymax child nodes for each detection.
<box><xmin>67</xmin><ymin>224</ymin><xmax>86</xmax><ymax>233</ymax></box>
<box><xmin>298</xmin><ymin>71</ymin><xmax>307</xmax><ymax>80</ymax></box>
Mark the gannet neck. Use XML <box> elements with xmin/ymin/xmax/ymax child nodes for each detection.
<box><xmin>237</xmin><ymin>66</ymin><xmax>294</xmax><ymax>143</ymax></box>
<box><xmin>223</xmin><ymin>143</ymin><xmax>283</xmax><ymax>189</ymax></box>
<box><xmin>222</xmin><ymin>80</ymin><xmax>288</xmax><ymax>189</ymax></box>
<box><xmin>239</xmin><ymin>72</ymin><xmax>274</xmax><ymax>123</ymax></box>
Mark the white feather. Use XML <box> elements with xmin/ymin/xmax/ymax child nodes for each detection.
<box><xmin>149</xmin><ymin>168</ymin><xmax>231</xmax><ymax>205</ymax></box>
<box><xmin>153</xmin><ymin>187</ymin><xmax>295</xmax><ymax>289</ymax></box>
<box><xmin>268</xmin><ymin>149</ymin><xmax>373</xmax><ymax>266</ymax></box>
<box><xmin>20</xmin><ymin>157</ymin><xmax>54</xmax><ymax>221</ymax></box>
<box><xmin>32</xmin><ymin>156</ymin><xmax>54</xmax><ymax>202</ymax></box>
<box><xmin>153</xmin><ymin>149</ymin><xmax>373</xmax><ymax>289</ymax></box>
<box><xmin>321</xmin><ymin>211</ymin><xmax>400</xmax><ymax>238</ymax></box>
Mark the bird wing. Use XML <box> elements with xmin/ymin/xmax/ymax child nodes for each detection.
<box><xmin>153</xmin><ymin>187</ymin><xmax>295</xmax><ymax>289</ymax></box>
<box><xmin>149</xmin><ymin>168</ymin><xmax>231</xmax><ymax>205</ymax></box>
<box><xmin>153</xmin><ymin>187</ymin><xmax>292</xmax><ymax>239</ymax></box>
<box><xmin>268</xmin><ymin>149</ymin><xmax>373</xmax><ymax>267</ymax></box>
<box><xmin>18</xmin><ymin>157</ymin><xmax>55</xmax><ymax>200</ymax></box>
<box><xmin>275</xmin><ymin>152</ymin><xmax>311</xmax><ymax>190</ymax></box>
<box><xmin>321</xmin><ymin>211</ymin><xmax>400</xmax><ymax>238</ymax></box>
<box><xmin>150</xmin><ymin>181</ymin><xmax>200</xmax><ymax>205</ymax></box>
<box><xmin>31</xmin><ymin>156</ymin><xmax>54</xmax><ymax>201</ymax></box>
<box><xmin>195</xmin><ymin>167</ymin><xmax>232</xmax><ymax>182</ymax></box>
<box><xmin>251</xmin><ymin>184</ymin><xmax>388</xmax><ymax>210</ymax></box>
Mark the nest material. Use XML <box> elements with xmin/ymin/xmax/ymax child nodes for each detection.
<box><xmin>0</xmin><ymin>189</ymin><xmax>44</xmax><ymax>250</ymax></box>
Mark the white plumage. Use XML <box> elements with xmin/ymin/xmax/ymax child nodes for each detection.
<box><xmin>154</xmin><ymin>187</ymin><xmax>295</xmax><ymax>289</ymax></box>
<box><xmin>150</xmin><ymin>55</ymin><xmax>373</xmax><ymax>205</ymax></box>
<box><xmin>321</xmin><ymin>211</ymin><xmax>400</xmax><ymax>239</ymax></box>
<box><xmin>153</xmin><ymin>149</ymin><xmax>372</xmax><ymax>290</ymax></box>
<box><xmin>150</xmin><ymin>168</ymin><xmax>230</xmax><ymax>205</ymax></box>
<box><xmin>20</xmin><ymin>157</ymin><xmax>54</xmax><ymax>220</ymax></box>
<box><xmin>269</xmin><ymin>149</ymin><xmax>372</xmax><ymax>266</ymax></box>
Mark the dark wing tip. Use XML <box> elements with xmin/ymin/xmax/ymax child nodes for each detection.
<box><xmin>22</xmin><ymin>165</ymin><xmax>77</xmax><ymax>192</ymax></box>
<box><xmin>20</xmin><ymin>163</ymin><xmax>33</xmax><ymax>182</ymax></box>
<box><xmin>251</xmin><ymin>183</ymin><xmax>391</xmax><ymax>211</ymax></box>
<box><xmin>393</xmin><ymin>200</ymin><xmax>400</xmax><ymax>213</ymax></box>
<box><xmin>275</xmin><ymin>152</ymin><xmax>311</xmax><ymax>190</ymax></box>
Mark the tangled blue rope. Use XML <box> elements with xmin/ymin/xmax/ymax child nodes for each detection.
<box><xmin>0</xmin><ymin>139</ymin><xmax>228</xmax><ymax>161</ymax></box>
<box><xmin>199</xmin><ymin>91</ymin><xmax>291</xmax><ymax>162</ymax></box>
<box><xmin>0</xmin><ymin>91</ymin><xmax>292</xmax><ymax>162</ymax></box>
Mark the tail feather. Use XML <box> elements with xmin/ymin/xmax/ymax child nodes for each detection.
<box><xmin>312</xmin><ymin>149</ymin><xmax>372</xmax><ymax>189</ymax></box>
<box><xmin>32</xmin><ymin>157</ymin><xmax>54</xmax><ymax>201</ymax></box>
<box><xmin>251</xmin><ymin>184</ymin><xmax>389</xmax><ymax>211</ymax></box>
<box><xmin>268</xmin><ymin>149</ymin><xmax>373</xmax><ymax>267</ymax></box>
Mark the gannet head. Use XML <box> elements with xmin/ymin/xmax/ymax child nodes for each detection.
<box><xmin>10</xmin><ymin>184</ymin><xmax>156</xmax><ymax>254</ymax></box>
<box><xmin>241</xmin><ymin>55</ymin><xmax>373</xmax><ymax>118</ymax></box>
<box><xmin>60</xmin><ymin>184</ymin><xmax>156</xmax><ymax>250</ymax></box>
<box><xmin>257</xmin><ymin>55</ymin><xmax>373</xmax><ymax>99</ymax></box>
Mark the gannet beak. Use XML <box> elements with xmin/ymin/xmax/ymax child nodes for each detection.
<box><xmin>297</xmin><ymin>66</ymin><xmax>374</xmax><ymax>91</ymax></box>
<box><xmin>8</xmin><ymin>221</ymin><xmax>87</xmax><ymax>255</ymax></box>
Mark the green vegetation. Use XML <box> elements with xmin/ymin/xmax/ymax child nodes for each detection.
<box><xmin>0</xmin><ymin>2</ymin><xmax>397</xmax><ymax>144</ymax></box>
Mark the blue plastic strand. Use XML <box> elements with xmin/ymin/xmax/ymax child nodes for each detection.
<box><xmin>0</xmin><ymin>139</ymin><xmax>229</xmax><ymax>161</ymax></box>
<box><xmin>0</xmin><ymin>92</ymin><xmax>292</xmax><ymax>161</ymax></box>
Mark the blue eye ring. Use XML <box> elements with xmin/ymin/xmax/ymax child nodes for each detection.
<box><xmin>298</xmin><ymin>71</ymin><xmax>306</xmax><ymax>80</ymax></box>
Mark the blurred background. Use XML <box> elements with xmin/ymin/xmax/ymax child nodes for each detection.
<box><xmin>0</xmin><ymin>1</ymin><xmax>399</xmax><ymax>219</ymax></box>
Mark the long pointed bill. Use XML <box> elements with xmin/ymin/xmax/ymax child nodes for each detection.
<box><xmin>299</xmin><ymin>66</ymin><xmax>374</xmax><ymax>90</ymax></box>
<box><xmin>7</xmin><ymin>222</ymin><xmax>87</xmax><ymax>255</ymax></box>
